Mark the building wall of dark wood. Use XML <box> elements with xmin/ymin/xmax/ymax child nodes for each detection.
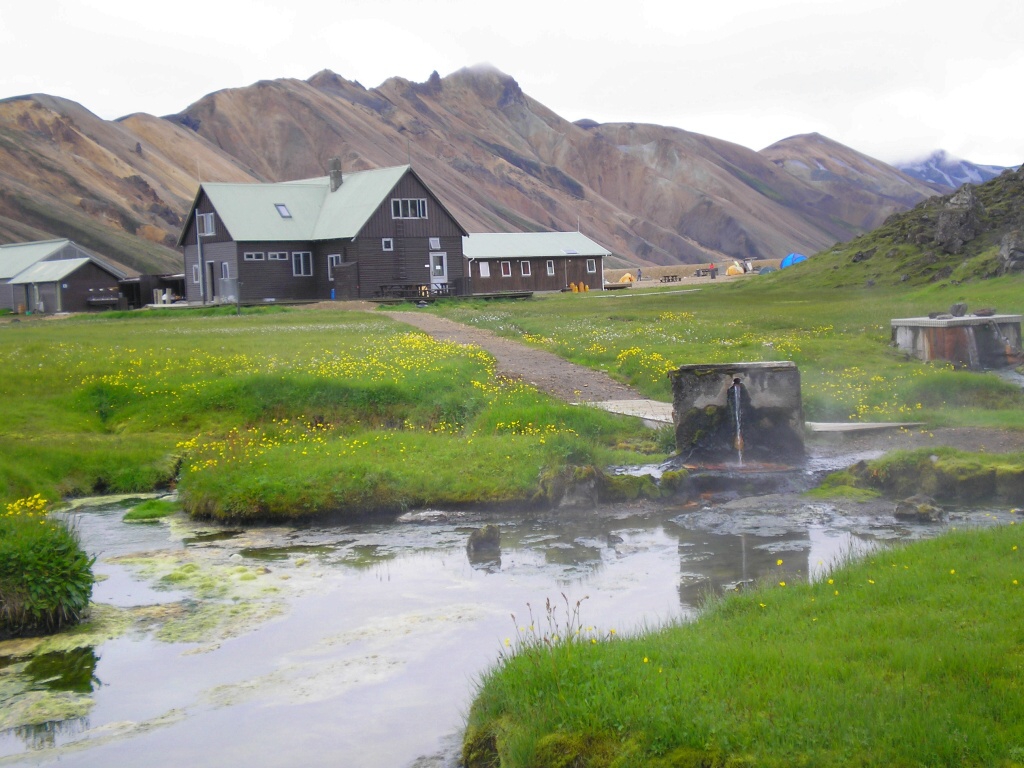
<box><xmin>183</xmin><ymin>241</ymin><xmax>239</xmax><ymax>303</ymax></box>
<box><xmin>469</xmin><ymin>256</ymin><xmax>603</xmax><ymax>293</ymax></box>
<box><xmin>63</xmin><ymin>261</ymin><xmax>124</xmax><ymax>312</ymax></box>
<box><xmin>179</xmin><ymin>193</ymin><xmax>232</xmax><ymax>247</ymax></box>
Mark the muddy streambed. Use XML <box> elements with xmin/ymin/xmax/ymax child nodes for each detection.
<box><xmin>1</xmin><ymin>491</ymin><xmax>1017</xmax><ymax>768</ymax></box>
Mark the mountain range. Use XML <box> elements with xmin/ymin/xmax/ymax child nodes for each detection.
<box><xmin>895</xmin><ymin>150</ymin><xmax>1014</xmax><ymax>190</ymax></box>
<box><xmin>0</xmin><ymin>65</ymin><xmax>978</xmax><ymax>275</ymax></box>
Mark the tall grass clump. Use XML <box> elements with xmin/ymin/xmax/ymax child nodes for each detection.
<box><xmin>464</xmin><ymin>525</ymin><xmax>1024</xmax><ymax>767</ymax></box>
<box><xmin>0</xmin><ymin>496</ymin><xmax>94</xmax><ymax>638</ymax></box>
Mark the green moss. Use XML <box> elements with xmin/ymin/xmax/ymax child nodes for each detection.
<box><xmin>124</xmin><ymin>498</ymin><xmax>180</xmax><ymax>521</ymax></box>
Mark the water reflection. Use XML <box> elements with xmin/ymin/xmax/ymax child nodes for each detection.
<box><xmin>1</xmin><ymin>497</ymin><xmax>1016</xmax><ymax>767</ymax></box>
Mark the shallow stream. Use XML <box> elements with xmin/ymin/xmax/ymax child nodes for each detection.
<box><xmin>0</xmin><ymin>489</ymin><xmax>1016</xmax><ymax>767</ymax></box>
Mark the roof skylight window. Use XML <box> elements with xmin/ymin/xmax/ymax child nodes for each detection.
<box><xmin>275</xmin><ymin>204</ymin><xmax>292</xmax><ymax>219</ymax></box>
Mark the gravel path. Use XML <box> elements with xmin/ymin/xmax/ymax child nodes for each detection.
<box><xmin>382</xmin><ymin>310</ymin><xmax>644</xmax><ymax>403</ymax></box>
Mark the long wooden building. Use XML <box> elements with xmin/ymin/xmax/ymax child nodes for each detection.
<box><xmin>178</xmin><ymin>163</ymin><xmax>469</xmax><ymax>303</ymax></box>
<box><xmin>463</xmin><ymin>232</ymin><xmax>609</xmax><ymax>293</ymax></box>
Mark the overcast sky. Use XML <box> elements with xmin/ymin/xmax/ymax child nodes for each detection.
<box><xmin>2</xmin><ymin>0</ymin><xmax>1021</xmax><ymax>167</ymax></box>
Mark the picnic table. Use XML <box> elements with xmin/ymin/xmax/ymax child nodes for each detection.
<box><xmin>660</xmin><ymin>274</ymin><xmax>681</xmax><ymax>283</ymax></box>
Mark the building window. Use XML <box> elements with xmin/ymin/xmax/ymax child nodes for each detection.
<box><xmin>429</xmin><ymin>237</ymin><xmax>441</xmax><ymax>250</ymax></box>
<box><xmin>328</xmin><ymin>254</ymin><xmax>341</xmax><ymax>280</ymax></box>
<box><xmin>221</xmin><ymin>262</ymin><xmax>230</xmax><ymax>279</ymax></box>
<box><xmin>192</xmin><ymin>264</ymin><xmax>200</xmax><ymax>283</ymax></box>
<box><xmin>586</xmin><ymin>259</ymin><xmax>597</xmax><ymax>273</ymax></box>
<box><xmin>391</xmin><ymin>198</ymin><xmax>428</xmax><ymax>219</ymax></box>
<box><xmin>268</xmin><ymin>252</ymin><xmax>288</xmax><ymax>260</ymax></box>
<box><xmin>500</xmin><ymin>261</ymin><xmax>511</xmax><ymax>277</ymax></box>
<box><xmin>478</xmin><ymin>261</ymin><xmax>490</xmax><ymax>278</ymax></box>
<box><xmin>292</xmin><ymin>251</ymin><xmax>313</xmax><ymax>276</ymax></box>
<box><xmin>275</xmin><ymin>203</ymin><xmax>292</xmax><ymax>218</ymax></box>
<box><xmin>546</xmin><ymin>260</ymin><xmax>555</xmax><ymax>276</ymax></box>
<box><xmin>197</xmin><ymin>212</ymin><xmax>215</xmax><ymax>236</ymax></box>
<box><xmin>243</xmin><ymin>252</ymin><xmax>264</xmax><ymax>261</ymax></box>
<box><xmin>382</xmin><ymin>238</ymin><xmax>394</xmax><ymax>252</ymax></box>
<box><xmin>520</xmin><ymin>261</ymin><xmax>531</xmax><ymax>277</ymax></box>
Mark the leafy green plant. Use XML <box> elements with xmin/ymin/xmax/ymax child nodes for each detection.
<box><xmin>0</xmin><ymin>496</ymin><xmax>94</xmax><ymax>638</ymax></box>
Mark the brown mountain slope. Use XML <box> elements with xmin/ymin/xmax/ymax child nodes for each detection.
<box><xmin>0</xmin><ymin>94</ymin><xmax>255</xmax><ymax>273</ymax></box>
<box><xmin>760</xmin><ymin>133</ymin><xmax>941</xmax><ymax>229</ymax></box>
<box><xmin>1</xmin><ymin>66</ymin><xmax>940</xmax><ymax>273</ymax></box>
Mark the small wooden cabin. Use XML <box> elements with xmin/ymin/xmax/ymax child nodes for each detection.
<box><xmin>0</xmin><ymin>239</ymin><xmax>127</xmax><ymax>313</ymax></box>
<box><xmin>462</xmin><ymin>232</ymin><xmax>609</xmax><ymax>293</ymax></box>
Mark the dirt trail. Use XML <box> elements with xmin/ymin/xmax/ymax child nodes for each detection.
<box><xmin>382</xmin><ymin>310</ymin><xmax>644</xmax><ymax>403</ymax></box>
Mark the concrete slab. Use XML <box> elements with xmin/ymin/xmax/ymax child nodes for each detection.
<box><xmin>806</xmin><ymin>422</ymin><xmax>925</xmax><ymax>433</ymax></box>
<box><xmin>576</xmin><ymin>399</ymin><xmax>674</xmax><ymax>425</ymax></box>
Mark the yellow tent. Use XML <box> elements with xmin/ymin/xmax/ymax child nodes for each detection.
<box><xmin>726</xmin><ymin>264</ymin><xmax>744</xmax><ymax>276</ymax></box>
<box><xmin>619</xmin><ymin>273</ymin><xmax>635</xmax><ymax>283</ymax></box>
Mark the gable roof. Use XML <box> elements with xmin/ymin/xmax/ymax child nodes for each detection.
<box><xmin>463</xmin><ymin>231</ymin><xmax>611</xmax><ymax>260</ymax></box>
<box><xmin>0</xmin><ymin>239</ymin><xmax>128</xmax><ymax>281</ymax></box>
<box><xmin>9</xmin><ymin>258</ymin><xmax>96</xmax><ymax>284</ymax></box>
<box><xmin>0</xmin><ymin>239</ymin><xmax>71</xmax><ymax>280</ymax></box>
<box><xmin>178</xmin><ymin>165</ymin><xmax>465</xmax><ymax>246</ymax></box>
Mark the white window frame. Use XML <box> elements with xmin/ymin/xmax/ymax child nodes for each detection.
<box><xmin>268</xmin><ymin>251</ymin><xmax>289</xmax><ymax>261</ymax></box>
<box><xmin>382</xmin><ymin>238</ymin><xmax>394</xmax><ymax>252</ymax></box>
<box><xmin>546</xmin><ymin>260</ymin><xmax>555</xmax><ymax>276</ymax></box>
<box><xmin>221</xmin><ymin>262</ymin><xmax>230</xmax><ymax>279</ymax></box>
<box><xmin>586</xmin><ymin>258</ymin><xmax>597</xmax><ymax>273</ymax></box>
<box><xmin>520</xmin><ymin>261</ymin><xmax>531</xmax><ymax>277</ymax></box>
<box><xmin>275</xmin><ymin>203</ymin><xmax>292</xmax><ymax>218</ymax></box>
<box><xmin>328</xmin><ymin>254</ymin><xmax>341</xmax><ymax>281</ymax></box>
<box><xmin>390</xmin><ymin>198</ymin><xmax>428</xmax><ymax>219</ymax></box>
<box><xmin>500</xmin><ymin>261</ymin><xmax>512</xmax><ymax>277</ymax></box>
<box><xmin>243</xmin><ymin>252</ymin><xmax>265</xmax><ymax>261</ymax></box>
<box><xmin>292</xmin><ymin>251</ymin><xmax>313</xmax><ymax>277</ymax></box>
<box><xmin>478</xmin><ymin>261</ymin><xmax>490</xmax><ymax>278</ymax></box>
<box><xmin>192</xmin><ymin>264</ymin><xmax>200</xmax><ymax>283</ymax></box>
<box><xmin>428</xmin><ymin>237</ymin><xmax>441</xmax><ymax>250</ymax></box>
<box><xmin>197</xmin><ymin>212</ymin><xmax>215</xmax><ymax>236</ymax></box>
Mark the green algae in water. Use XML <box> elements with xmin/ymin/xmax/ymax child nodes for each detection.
<box><xmin>182</xmin><ymin>530</ymin><xmax>245</xmax><ymax>545</ymax></box>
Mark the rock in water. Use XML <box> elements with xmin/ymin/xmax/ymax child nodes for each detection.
<box><xmin>467</xmin><ymin>525</ymin><xmax>501</xmax><ymax>554</ymax></box>
<box><xmin>894</xmin><ymin>494</ymin><xmax>946</xmax><ymax>522</ymax></box>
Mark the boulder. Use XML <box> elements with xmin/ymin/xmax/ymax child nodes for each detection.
<box><xmin>998</xmin><ymin>230</ymin><xmax>1024</xmax><ymax>275</ymax></box>
<box><xmin>894</xmin><ymin>494</ymin><xmax>946</xmax><ymax>523</ymax></box>
<box><xmin>466</xmin><ymin>525</ymin><xmax>501</xmax><ymax>554</ymax></box>
<box><xmin>934</xmin><ymin>185</ymin><xmax>983</xmax><ymax>254</ymax></box>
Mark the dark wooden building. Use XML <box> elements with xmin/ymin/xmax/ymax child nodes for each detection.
<box><xmin>178</xmin><ymin>164</ymin><xmax>469</xmax><ymax>303</ymax></box>
<box><xmin>0</xmin><ymin>239</ymin><xmax>127</xmax><ymax>313</ymax></box>
<box><xmin>462</xmin><ymin>232</ymin><xmax>609</xmax><ymax>293</ymax></box>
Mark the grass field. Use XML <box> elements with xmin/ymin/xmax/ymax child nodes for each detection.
<box><xmin>463</xmin><ymin>525</ymin><xmax>1024</xmax><ymax>767</ymax></box>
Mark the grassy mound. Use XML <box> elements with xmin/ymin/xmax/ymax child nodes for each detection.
<box><xmin>0</xmin><ymin>496</ymin><xmax>94</xmax><ymax>638</ymax></box>
<box><xmin>464</xmin><ymin>525</ymin><xmax>1024</xmax><ymax>767</ymax></box>
<box><xmin>818</xmin><ymin>447</ymin><xmax>1024</xmax><ymax>504</ymax></box>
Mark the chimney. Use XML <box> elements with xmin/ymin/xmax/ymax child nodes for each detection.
<box><xmin>328</xmin><ymin>157</ymin><xmax>343</xmax><ymax>192</ymax></box>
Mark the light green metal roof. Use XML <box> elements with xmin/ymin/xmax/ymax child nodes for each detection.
<box><xmin>9</xmin><ymin>258</ymin><xmax>91</xmax><ymax>284</ymax></box>
<box><xmin>463</xmin><ymin>231</ymin><xmax>611</xmax><ymax>260</ymax></box>
<box><xmin>0</xmin><ymin>239</ymin><xmax>70</xmax><ymax>279</ymax></box>
<box><xmin>198</xmin><ymin>166</ymin><xmax>412</xmax><ymax>243</ymax></box>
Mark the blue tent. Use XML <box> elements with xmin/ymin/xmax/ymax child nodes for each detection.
<box><xmin>780</xmin><ymin>252</ymin><xmax>807</xmax><ymax>269</ymax></box>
